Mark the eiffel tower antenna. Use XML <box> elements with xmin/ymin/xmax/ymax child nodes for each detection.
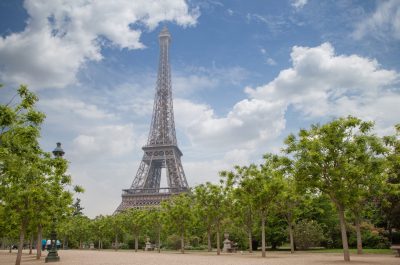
<box><xmin>116</xmin><ymin>26</ymin><xmax>189</xmax><ymax>212</ymax></box>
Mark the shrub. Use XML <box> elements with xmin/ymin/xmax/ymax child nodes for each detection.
<box><xmin>294</xmin><ymin>220</ymin><xmax>325</xmax><ymax>249</ymax></box>
<box><xmin>165</xmin><ymin>235</ymin><xmax>181</xmax><ymax>250</ymax></box>
<box><xmin>348</xmin><ymin>222</ymin><xmax>390</xmax><ymax>249</ymax></box>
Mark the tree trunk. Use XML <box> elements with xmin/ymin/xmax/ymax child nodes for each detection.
<box><xmin>289</xmin><ymin>222</ymin><xmax>295</xmax><ymax>254</ymax></box>
<box><xmin>28</xmin><ymin>235</ymin><xmax>33</xmax><ymax>254</ymax></box>
<box><xmin>248</xmin><ymin>230</ymin><xmax>253</xmax><ymax>253</ymax></box>
<box><xmin>216</xmin><ymin>225</ymin><xmax>220</xmax><ymax>255</ymax></box>
<box><xmin>338</xmin><ymin>205</ymin><xmax>350</xmax><ymax>261</ymax></box>
<box><xmin>355</xmin><ymin>214</ymin><xmax>363</xmax><ymax>255</ymax></box>
<box><xmin>207</xmin><ymin>228</ymin><xmax>212</xmax><ymax>252</ymax></box>
<box><xmin>15</xmin><ymin>220</ymin><xmax>27</xmax><ymax>265</ymax></box>
<box><xmin>157</xmin><ymin>227</ymin><xmax>161</xmax><ymax>253</ymax></box>
<box><xmin>114</xmin><ymin>235</ymin><xmax>118</xmax><ymax>251</ymax></box>
<box><xmin>36</xmin><ymin>224</ymin><xmax>42</xmax><ymax>259</ymax></box>
<box><xmin>134</xmin><ymin>235</ymin><xmax>138</xmax><ymax>252</ymax></box>
<box><xmin>261</xmin><ymin>214</ymin><xmax>266</xmax><ymax>258</ymax></box>
<box><xmin>180</xmin><ymin>232</ymin><xmax>184</xmax><ymax>254</ymax></box>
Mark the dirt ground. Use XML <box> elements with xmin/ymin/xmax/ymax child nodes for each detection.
<box><xmin>1</xmin><ymin>249</ymin><xmax>398</xmax><ymax>265</ymax></box>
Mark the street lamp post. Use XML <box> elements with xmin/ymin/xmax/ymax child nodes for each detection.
<box><xmin>45</xmin><ymin>142</ymin><xmax>64</xmax><ymax>263</ymax></box>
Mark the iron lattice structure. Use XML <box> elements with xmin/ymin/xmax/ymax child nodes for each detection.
<box><xmin>116</xmin><ymin>27</ymin><xmax>189</xmax><ymax>212</ymax></box>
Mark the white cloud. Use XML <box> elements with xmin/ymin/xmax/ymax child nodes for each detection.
<box><xmin>246</xmin><ymin>42</ymin><xmax>399</xmax><ymax>128</ymax></box>
<box><xmin>40</xmin><ymin>98</ymin><xmax>115</xmax><ymax>120</ymax></box>
<box><xmin>72</xmin><ymin>124</ymin><xmax>135</xmax><ymax>158</ymax></box>
<box><xmin>0</xmin><ymin>0</ymin><xmax>199</xmax><ymax>89</ymax></box>
<box><xmin>266</xmin><ymin>58</ymin><xmax>277</xmax><ymax>66</ymax></box>
<box><xmin>185</xmin><ymin>149</ymin><xmax>252</xmax><ymax>185</ymax></box>
<box><xmin>175</xmin><ymin>42</ymin><xmax>399</xmax><ymax>158</ymax></box>
<box><xmin>172</xmin><ymin>65</ymin><xmax>248</xmax><ymax>96</ymax></box>
<box><xmin>291</xmin><ymin>0</ymin><xmax>308</xmax><ymax>10</ymax></box>
<box><xmin>174</xmin><ymin>97</ymin><xmax>286</xmax><ymax>151</ymax></box>
<box><xmin>173</xmin><ymin>74</ymin><xmax>219</xmax><ymax>95</ymax></box>
<box><xmin>353</xmin><ymin>0</ymin><xmax>400</xmax><ymax>40</ymax></box>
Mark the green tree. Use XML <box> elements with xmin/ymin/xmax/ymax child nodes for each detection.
<box><xmin>123</xmin><ymin>208</ymin><xmax>146</xmax><ymax>252</ymax></box>
<box><xmin>229</xmin><ymin>160</ymin><xmax>284</xmax><ymax>258</ymax></box>
<box><xmin>73</xmin><ymin>215</ymin><xmax>91</xmax><ymax>249</ymax></box>
<box><xmin>0</xmin><ymin>85</ymin><xmax>76</xmax><ymax>264</ymax></box>
<box><xmin>91</xmin><ymin>215</ymin><xmax>112</xmax><ymax>249</ymax></box>
<box><xmin>162</xmin><ymin>193</ymin><xmax>193</xmax><ymax>253</ymax></box>
<box><xmin>111</xmin><ymin>213</ymin><xmax>125</xmax><ymax>251</ymax></box>
<box><xmin>1</xmin><ymin>85</ymin><xmax>82</xmax><ymax>264</ymax></box>
<box><xmin>0</xmin><ymin>85</ymin><xmax>46</xmax><ymax>265</ymax></box>
<box><xmin>221</xmin><ymin>166</ymin><xmax>256</xmax><ymax>253</ymax></box>
<box><xmin>145</xmin><ymin>208</ymin><xmax>163</xmax><ymax>252</ymax></box>
<box><xmin>294</xmin><ymin>220</ymin><xmax>325</xmax><ymax>249</ymax></box>
<box><xmin>193</xmin><ymin>182</ymin><xmax>226</xmax><ymax>254</ymax></box>
<box><xmin>267</xmin><ymin>155</ymin><xmax>301</xmax><ymax>253</ymax></box>
<box><xmin>72</xmin><ymin>198</ymin><xmax>84</xmax><ymax>216</ymax></box>
<box><xmin>285</xmin><ymin>116</ymin><xmax>385</xmax><ymax>261</ymax></box>
<box><xmin>380</xmin><ymin>124</ymin><xmax>400</xmax><ymax>242</ymax></box>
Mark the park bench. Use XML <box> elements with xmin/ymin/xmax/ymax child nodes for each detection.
<box><xmin>391</xmin><ymin>245</ymin><xmax>400</xmax><ymax>257</ymax></box>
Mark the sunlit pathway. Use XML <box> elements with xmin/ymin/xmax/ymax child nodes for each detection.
<box><xmin>1</xmin><ymin>249</ymin><xmax>398</xmax><ymax>265</ymax></box>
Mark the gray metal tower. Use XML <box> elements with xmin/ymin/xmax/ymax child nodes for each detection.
<box><xmin>116</xmin><ymin>27</ymin><xmax>189</xmax><ymax>212</ymax></box>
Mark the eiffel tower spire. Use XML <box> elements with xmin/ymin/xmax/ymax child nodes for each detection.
<box><xmin>116</xmin><ymin>27</ymin><xmax>189</xmax><ymax>211</ymax></box>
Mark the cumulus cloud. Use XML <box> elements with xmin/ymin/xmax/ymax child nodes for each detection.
<box><xmin>174</xmin><ymin>97</ymin><xmax>286</xmax><ymax>151</ymax></box>
<box><xmin>353</xmin><ymin>0</ymin><xmax>400</xmax><ymax>40</ymax></box>
<box><xmin>72</xmin><ymin>124</ymin><xmax>135</xmax><ymax>158</ymax></box>
<box><xmin>0</xmin><ymin>0</ymin><xmax>199</xmax><ymax>89</ymax></box>
<box><xmin>175</xmin><ymin>42</ymin><xmax>399</xmax><ymax>156</ymax></box>
<box><xmin>246</xmin><ymin>42</ymin><xmax>399</xmax><ymax>129</ymax></box>
<box><xmin>40</xmin><ymin>98</ymin><xmax>115</xmax><ymax>120</ymax></box>
<box><xmin>173</xmin><ymin>74</ymin><xmax>218</xmax><ymax>95</ymax></box>
<box><xmin>291</xmin><ymin>0</ymin><xmax>308</xmax><ymax>10</ymax></box>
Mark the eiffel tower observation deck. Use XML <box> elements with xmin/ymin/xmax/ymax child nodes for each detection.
<box><xmin>116</xmin><ymin>27</ymin><xmax>189</xmax><ymax>212</ymax></box>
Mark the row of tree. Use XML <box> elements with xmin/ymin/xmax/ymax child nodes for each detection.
<box><xmin>0</xmin><ymin>85</ymin><xmax>83</xmax><ymax>265</ymax></box>
<box><xmin>57</xmin><ymin>116</ymin><xmax>399</xmax><ymax>262</ymax></box>
<box><xmin>1</xmin><ymin>86</ymin><xmax>399</xmax><ymax>264</ymax></box>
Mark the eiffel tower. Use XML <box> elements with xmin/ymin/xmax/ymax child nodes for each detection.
<box><xmin>116</xmin><ymin>27</ymin><xmax>189</xmax><ymax>212</ymax></box>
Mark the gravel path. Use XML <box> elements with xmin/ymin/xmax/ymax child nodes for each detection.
<box><xmin>1</xmin><ymin>249</ymin><xmax>398</xmax><ymax>265</ymax></box>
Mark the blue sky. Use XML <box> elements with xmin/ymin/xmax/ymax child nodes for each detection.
<box><xmin>1</xmin><ymin>0</ymin><xmax>399</xmax><ymax>217</ymax></box>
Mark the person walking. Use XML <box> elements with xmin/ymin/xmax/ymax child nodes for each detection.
<box><xmin>46</xmin><ymin>239</ymin><xmax>51</xmax><ymax>251</ymax></box>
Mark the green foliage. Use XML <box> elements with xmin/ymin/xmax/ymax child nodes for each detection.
<box><xmin>12</xmin><ymin>110</ymin><xmax>392</xmax><ymax>254</ymax></box>
<box><xmin>72</xmin><ymin>198</ymin><xmax>84</xmax><ymax>216</ymax></box>
<box><xmin>265</xmin><ymin>213</ymin><xmax>287</xmax><ymax>249</ymax></box>
<box><xmin>285</xmin><ymin>116</ymin><xmax>388</xmax><ymax>260</ymax></box>
<box><xmin>348</xmin><ymin>222</ymin><xmax>390</xmax><ymax>249</ymax></box>
<box><xmin>285</xmin><ymin>116</ymin><xmax>384</xmax><ymax>208</ymax></box>
<box><xmin>0</xmin><ymin>85</ymin><xmax>80</xmax><ymax>264</ymax></box>
<box><xmin>161</xmin><ymin>193</ymin><xmax>193</xmax><ymax>252</ymax></box>
<box><xmin>294</xmin><ymin>220</ymin><xmax>325</xmax><ymax>249</ymax></box>
<box><xmin>165</xmin><ymin>234</ymin><xmax>182</xmax><ymax>250</ymax></box>
<box><xmin>379</xmin><ymin>125</ymin><xmax>400</xmax><ymax>234</ymax></box>
<box><xmin>193</xmin><ymin>182</ymin><xmax>227</xmax><ymax>253</ymax></box>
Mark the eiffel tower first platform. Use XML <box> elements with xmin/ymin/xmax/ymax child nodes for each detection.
<box><xmin>116</xmin><ymin>27</ymin><xmax>189</xmax><ymax>212</ymax></box>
